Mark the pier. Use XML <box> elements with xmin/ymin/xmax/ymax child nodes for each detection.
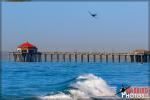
<box><xmin>8</xmin><ymin>41</ymin><xmax>150</xmax><ymax>63</ymax></box>
<box><xmin>8</xmin><ymin>51</ymin><xmax>150</xmax><ymax>63</ymax></box>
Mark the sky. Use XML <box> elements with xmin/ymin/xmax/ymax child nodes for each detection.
<box><xmin>2</xmin><ymin>1</ymin><xmax>148</xmax><ymax>52</ymax></box>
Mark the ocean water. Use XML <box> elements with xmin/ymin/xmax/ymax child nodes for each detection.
<box><xmin>1</xmin><ymin>61</ymin><xmax>149</xmax><ymax>99</ymax></box>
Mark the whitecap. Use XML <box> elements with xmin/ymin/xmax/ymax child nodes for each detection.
<box><xmin>38</xmin><ymin>73</ymin><xmax>117</xmax><ymax>100</ymax></box>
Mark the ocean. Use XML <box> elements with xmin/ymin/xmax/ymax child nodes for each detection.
<box><xmin>1</xmin><ymin>61</ymin><xmax>149</xmax><ymax>100</ymax></box>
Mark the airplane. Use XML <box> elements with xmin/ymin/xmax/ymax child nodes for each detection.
<box><xmin>115</xmin><ymin>84</ymin><xmax>131</xmax><ymax>95</ymax></box>
<box><xmin>88</xmin><ymin>11</ymin><xmax>97</xmax><ymax>18</ymax></box>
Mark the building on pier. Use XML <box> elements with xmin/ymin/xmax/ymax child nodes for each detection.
<box><xmin>17</xmin><ymin>41</ymin><xmax>37</xmax><ymax>53</ymax></box>
<box><xmin>9</xmin><ymin>41</ymin><xmax>41</xmax><ymax>62</ymax></box>
<box><xmin>129</xmin><ymin>49</ymin><xmax>150</xmax><ymax>63</ymax></box>
<box><xmin>130</xmin><ymin>49</ymin><xmax>150</xmax><ymax>54</ymax></box>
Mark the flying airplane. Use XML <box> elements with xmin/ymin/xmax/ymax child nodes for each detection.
<box><xmin>88</xmin><ymin>11</ymin><xmax>97</xmax><ymax>18</ymax></box>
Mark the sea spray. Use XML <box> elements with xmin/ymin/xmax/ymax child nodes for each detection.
<box><xmin>39</xmin><ymin>74</ymin><xmax>116</xmax><ymax>100</ymax></box>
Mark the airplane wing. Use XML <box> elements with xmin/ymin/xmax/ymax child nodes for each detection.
<box><xmin>88</xmin><ymin>11</ymin><xmax>93</xmax><ymax>16</ymax></box>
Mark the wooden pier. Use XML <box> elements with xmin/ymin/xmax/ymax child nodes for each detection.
<box><xmin>8</xmin><ymin>51</ymin><xmax>150</xmax><ymax>63</ymax></box>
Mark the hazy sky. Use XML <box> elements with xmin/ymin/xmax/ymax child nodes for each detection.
<box><xmin>2</xmin><ymin>1</ymin><xmax>148</xmax><ymax>52</ymax></box>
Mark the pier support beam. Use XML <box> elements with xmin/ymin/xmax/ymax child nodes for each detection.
<box><xmin>87</xmin><ymin>54</ymin><xmax>90</xmax><ymax>62</ymax></box>
<box><xmin>13</xmin><ymin>54</ymin><xmax>17</xmax><ymax>62</ymax></box>
<box><xmin>22</xmin><ymin>54</ymin><xmax>26</xmax><ymax>62</ymax></box>
<box><xmin>125</xmin><ymin>55</ymin><xmax>127</xmax><ymax>62</ymax></box>
<box><xmin>106</xmin><ymin>55</ymin><xmax>108</xmax><ymax>62</ymax></box>
<box><xmin>147</xmin><ymin>54</ymin><xmax>149</xmax><ymax>63</ymax></box>
<box><xmin>100</xmin><ymin>55</ymin><xmax>102</xmax><ymax>62</ymax></box>
<box><xmin>75</xmin><ymin>54</ymin><xmax>77</xmax><ymax>62</ymax></box>
<box><xmin>25</xmin><ymin>54</ymin><xmax>28</xmax><ymax>62</ymax></box>
<box><xmin>143</xmin><ymin>55</ymin><xmax>147</xmax><ymax>62</ymax></box>
<box><xmin>134</xmin><ymin>55</ymin><xmax>136</xmax><ymax>62</ymax></box>
<box><xmin>81</xmin><ymin>54</ymin><xmax>83</xmax><ymax>62</ymax></box>
<box><xmin>69</xmin><ymin>54</ymin><xmax>71</xmax><ymax>62</ymax></box>
<box><xmin>56</xmin><ymin>54</ymin><xmax>59</xmax><ymax>62</ymax></box>
<box><xmin>44</xmin><ymin>54</ymin><xmax>47</xmax><ymax>62</ymax></box>
<box><xmin>18</xmin><ymin>54</ymin><xmax>21</xmax><ymax>62</ymax></box>
<box><xmin>135</xmin><ymin>55</ymin><xmax>138</xmax><ymax>62</ymax></box>
<box><xmin>34</xmin><ymin>54</ymin><xmax>37</xmax><ymax>62</ymax></box>
<box><xmin>130</xmin><ymin>55</ymin><xmax>134</xmax><ymax>63</ymax></box>
<box><xmin>148</xmin><ymin>54</ymin><xmax>150</xmax><ymax>63</ymax></box>
<box><xmin>63</xmin><ymin>54</ymin><xmax>65</xmax><ymax>62</ymax></box>
<box><xmin>112</xmin><ymin>55</ymin><xmax>114</xmax><ymax>63</ymax></box>
<box><xmin>118</xmin><ymin>55</ymin><xmax>120</xmax><ymax>63</ymax></box>
<box><xmin>140</xmin><ymin>55</ymin><xmax>143</xmax><ymax>63</ymax></box>
<box><xmin>50</xmin><ymin>54</ymin><xmax>53</xmax><ymax>62</ymax></box>
<box><xmin>93</xmin><ymin>54</ymin><xmax>96</xmax><ymax>62</ymax></box>
<box><xmin>37</xmin><ymin>54</ymin><xmax>39</xmax><ymax>62</ymax></box>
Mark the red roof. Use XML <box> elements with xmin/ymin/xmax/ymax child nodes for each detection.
<box><xmin>17</xmin><ymin>41</ymin><xmax>36</xmax><ymax>48</ymax></box>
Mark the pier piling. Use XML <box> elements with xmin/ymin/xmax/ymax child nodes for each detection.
<box><xmin>125</xmin><ymin>55</ymin><xmax>127</xmax><ymax>62</ymax></box>
<box><xmin>63</xmin><ymin>54</ymin><xmax>65</xmax><ymax>62</ymax></box>
<box><xmin>69</xmin><ymin>54</ymin><xmax>71</xmax><ymax>62</ymax></box>
<box><xmin>75</xmin><ymin>54</ymin><xmax>77</xmax><ymax>62</ymax></box>
<box><xmin>106</xmin><ymin>55</ymin><xmax>108</xmax><ymax>62</ymax></box>
<box><xmin>87</xmin><ymin>54</ymin><xmax>90</xmax><ymax>62</ymax></box>
<box><xmin>112</xmin><ymin>55</ymin><xmax>114</xmax><ymax>63</ymax></box>
<box><xmin>118</xmin><ymin>55</ymin><xmax>120</xmax><ymax>63</ymax></box>
<box><xmin>93</xmin><ymin>54</ymin><xmax>96</xmax><ymax>62</ymax></box>
<box><xmin>44</xmin><ymin>54</ymin><xmax>47</xmax><ymax>62</ymax></box>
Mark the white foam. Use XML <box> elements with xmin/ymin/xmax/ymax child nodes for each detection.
<box><xmin>39</xmin><ymin>74</ymin><xmax>116</xmax><ymax>100</ymax></box>
<box><xmin>39</xmin><ymin>92</ymin><xmax>72</xmax><ymax>100</ymax></box>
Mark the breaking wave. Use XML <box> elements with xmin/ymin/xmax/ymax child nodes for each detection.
<box><xmin>38</xmin><ymin>74</ymin><xmax>117</xmax><ymax>100</ymax></box>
